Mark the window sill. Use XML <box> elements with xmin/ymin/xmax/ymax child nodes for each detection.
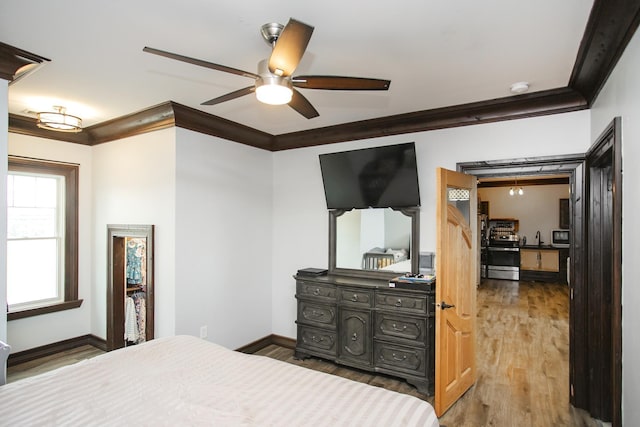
<box><xmin>7</xmin><ymin>299</ymin><xmax>84</xmax><ymax>321</ymax></box>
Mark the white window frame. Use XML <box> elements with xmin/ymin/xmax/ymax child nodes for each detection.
<box><xmin>7</xmin><ymin>171</ymin><xmax>65</xmax><ymax>311</ymax></box>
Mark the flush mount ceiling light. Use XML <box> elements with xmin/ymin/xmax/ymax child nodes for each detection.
<box><xmin>510</xmin><ymin>81</ymin><xmax>530</xmax><ymax>94</ymax></box>
<box><xmin>36</xmin><ymin>106</ymin><xmax>82</xmax><ymax>132</ymax></box>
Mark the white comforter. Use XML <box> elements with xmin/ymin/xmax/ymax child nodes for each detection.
<box><xmin>0</xmin><ymin>335</ymin><xmax>439</xmax><ymax>426</ymax></box>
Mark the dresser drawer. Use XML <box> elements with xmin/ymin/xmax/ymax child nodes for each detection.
<box><xmin>375</xmin><ymin>313</ymin><xmax>426</xmax><ymax>345</ymax></box>
<box><xmin>374</xmin><ymin>342</ymin><xmax>427</xmax><ymax>377</ymax></box>
<box><xmin>296</xmin><ymin>281</ymin><xmax>336</xmax><ymax>301</ymax></box>
<box><xmin>375</xmin><ymin>292</ymin><xmax>428</xmax><ymax>315</ymax></box>
<box><xmin>297</xmin><ymin>300</ymin><xmax>336</xmax><ymax>328</ymax></box>
<box><xmin>297</xmin><ymin>325</ymin><xmax>337</xmax><ymax>357</ymax></box>
<box><xmin>338</xmin><ymin>287</ymin><xmax>374</xmax><ymax>308</ymax></box>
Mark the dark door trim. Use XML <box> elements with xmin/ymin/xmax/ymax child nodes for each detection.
<box><xmin>457</xmin><ymin>153</ymin><xmax>588</xmax><ymax>412</ymax></box>
<box><xmin>585</xmin><ymin>117</ymin><xmax>622</xmax><ymax>425</ymax></box>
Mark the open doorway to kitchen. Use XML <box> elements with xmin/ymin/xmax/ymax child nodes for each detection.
<box><xmin>457</xmin><ymin>154</ymin><xmax>585</xmax><ymax>418</ymax></box>
<box><xmin>459</xmin><ymin>141</ymin><xmax>623</xmax><ymax>424</ymax></box>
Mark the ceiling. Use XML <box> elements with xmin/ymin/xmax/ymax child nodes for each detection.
<box><xmin>1</xmin><ymin>0</ymin><xmax>599</xmax><ymax>138</ymax></box>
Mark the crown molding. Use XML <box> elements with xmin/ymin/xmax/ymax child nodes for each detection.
<box><xmin>171</xmin><ymin>102</ymin><xmax>274</xmax><ymax>151</ymax></box>
<box><xmin>9</xmin><ymin>113</ymin><xmax>92</xmax><ymax>145</ymax></box>
<box><xmin>272</xmin><ymin>87</ymin><xmax>587</xmax><ymax>151</ymax></box>
<box><xmin>10</xmin><ymin>89</ymin><xmax>585</xmax><ymax>150</ymax></box>
<box><xmin>9</xmin><ymin>101</ymin><xmax>274</xmax><ymax>150</ymax></box>
<box><xmin>569</xmin><ymin>0</ymin><xmax>640</xmax><ymax>106</ymax></box>
<box><xmin>0</xmin><ymin>41</ymin><xmax>49</xmax><ymax>83</ymax></box>
<box><xmin>6</xmin><ymin>0</ymin><xmax>639</xmax><ymax>151</ymax></box>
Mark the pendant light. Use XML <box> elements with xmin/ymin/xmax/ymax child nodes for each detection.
<box><xmin>509</xmin><ymin>177</ymin><xmax>524</xmax><ymax>196</ymax></box>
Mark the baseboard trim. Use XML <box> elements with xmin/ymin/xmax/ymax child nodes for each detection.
<box><xmin>8</xmin><ymin>333</ymin><xmax>293</xmax><ymax>366</ymax></box>
<box><xmin>7</xmin><ymin>334</ymin><xmax>107</xmax><ymax>367</ymax></box>
<box><xmin>235</xmin><ymin>334</ymin><xmax>296</xmax><ymax>354</ymax></box>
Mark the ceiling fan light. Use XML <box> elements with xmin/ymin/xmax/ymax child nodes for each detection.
<box><xmin>36</xmin><ymin>106</ymin><xmax>82</xmax><ymax>132</ymax></box>
<box><xmin>509</xmin><ymin>187</ymin><xmax>515</xmax><ymax>196</ymax></box>
<box><xmin>256</xmin><ymin>82</ymin><xmax>293</xmax><ymax>105</ymax></box>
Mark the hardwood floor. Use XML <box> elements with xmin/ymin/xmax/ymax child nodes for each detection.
<box><xmin>7</xmin><ymin>344</ymin><xmax>104</xmax><ymax>383</ymax></box>
<box><xmin>255</xmin><ymin>280</ymin><xmax>604</xmax><ymax>427</ymax></box>
<box><xmin>7</xmin><ymin>279</ymin><xmax>606</xmax><ymax>426</ymax></box>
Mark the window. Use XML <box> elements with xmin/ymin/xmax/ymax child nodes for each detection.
<box><xmin>7</xmin><ymin>157</ymin><xmax>81</xmax><ymax>319</ymax></box>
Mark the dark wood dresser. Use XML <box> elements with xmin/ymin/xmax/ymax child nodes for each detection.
<box><xmin>294</xmin><ymin>273</ymin><xmax>435</xmax><ymax>395</ymax></box>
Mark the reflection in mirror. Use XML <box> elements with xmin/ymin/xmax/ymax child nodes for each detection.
<box><xmin>330</xmin><ymin>208</ymin><xmax>419</xmax><ymax>279</ymax></box>
<box><xmin>107</xmin><ymin>224</ymin><xmax>154</xmax><ymax>351</ymax></box>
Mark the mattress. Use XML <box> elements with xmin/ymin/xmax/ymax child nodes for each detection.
<box><xmin>0</xmin><ymin>335</ymin><xmax>439</xmax><ymax>426</ymax></box>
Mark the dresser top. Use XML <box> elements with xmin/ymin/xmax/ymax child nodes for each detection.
<box><xmin>294</xmin><ymin>273</ymin><xmax>435</xmax><ymax>293</ymax></box>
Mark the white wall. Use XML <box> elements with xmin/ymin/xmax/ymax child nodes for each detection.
<box><xmin>0</xmin><ymin>80</ymin><xmax>7</xmax><ymax>343</ymax></box>
<box><xmin>590</xmin><ymin>28</ymin><xmax>640</xmax><ymax>426</ymax></box>
<box><xmin>271</xmin><ymin>110</ymin><xmax>590</xmax><ymax>338</ymax></box>
<box><xmin>479</xmin><ymin>184</ymin><xmax>570</xmax><ymax>244</ymax></box>
<box><xmin>92</xmin><ymin>129</ymin><xmax>176</xmax><ymax>340</ymax></box>
<box><xmin>174</xmin><ymin>129</ymin><xmax>273</xmax><ymax>350</ymax></box>
<box><xmin>6</xmin><ymin>134</ymin><xmax>93</xmax><ymax>352</ymax></box>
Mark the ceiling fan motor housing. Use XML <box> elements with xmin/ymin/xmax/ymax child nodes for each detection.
<box><xmin>261</xmin><ymin>22</ymin><xmax>284</xmax><ymax>46</ymax></box>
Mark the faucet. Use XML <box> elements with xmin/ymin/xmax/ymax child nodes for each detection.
<box><xmin>535</xmin><ymin>231</ymin><xmax>544</xmax><ymax>246</ymax></box>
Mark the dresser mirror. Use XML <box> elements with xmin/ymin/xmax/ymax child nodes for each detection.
<box><xmin>329</xmin><ymin>207</ymin><xmax>419</xmax><ymax>279</ymax></box>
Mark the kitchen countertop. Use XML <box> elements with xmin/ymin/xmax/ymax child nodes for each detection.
<box><xmin>520</xmin><ymin>245</ymin><xmax>569</xmax><ymax>250</ymax></box>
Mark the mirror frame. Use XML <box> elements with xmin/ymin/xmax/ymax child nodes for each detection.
<box><xmin>106</xmin><ymin>224</ymin><xmax>154</xmax><ymax>351</ymax></box>
<box><xmin>328</xmin><ymin>207</ymin><xmax>420</xmax><ymax>280</ymax></box>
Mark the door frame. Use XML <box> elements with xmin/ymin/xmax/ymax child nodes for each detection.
<box><xmin>459</xmin><ymin>146</ymin><xmax>623</xmax><ymax>423</ymax></box>
<box><xmin>458</xmin><ymin>153</ymin><xmax>589</xmax><ymax>409</ymax></box>
<box><xmin>584</xmin><ymin>117</ymin><xmax>622</xmax><ymax>425</ymax></box>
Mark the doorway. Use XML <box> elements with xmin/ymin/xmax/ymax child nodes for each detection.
<box><xmin>106</xmin><ymin>224</ymin><xmax>155</xmax><ymax>351</ymax></box>
<box><xmin>458</xmin><ymin>134</ymin><xmax>622</xmax><ymax>424</ymax></box>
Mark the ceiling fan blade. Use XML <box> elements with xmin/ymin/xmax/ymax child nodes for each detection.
<box><xmin>268</xmin><ymin>18</ymin><xmax>314</xmax><ymax>77</ymax></box>
<box><xmin>288</xmin><ymin>89</ymin><xmax>319</xmax><ymax>119</ymax></box>
<box><xmin>201</xmin><ymin>86</ymin><xmax>255</xmax><ymax>106</ymax></box>
<box><xmin>143</xmin><ymin>47</ymin><xmax>259</xmax><ymax>79</ymax></box>
<box><xmin>292</xmin><ymin>76</ymin><xmax>391</xmax><ymax>90</ymax></box>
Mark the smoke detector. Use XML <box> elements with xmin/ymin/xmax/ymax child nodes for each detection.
<box><xmin>510</xmin><ymin>82</ymin><xmax>530</xmax><ymax>94</ymax></box>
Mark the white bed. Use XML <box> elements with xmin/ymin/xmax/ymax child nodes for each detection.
<box><xmin>0</xmin><ymin>335</ymin><xmax>439</xmax><ymax>426</ymax></box>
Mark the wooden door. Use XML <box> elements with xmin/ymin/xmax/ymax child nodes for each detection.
<box><xmin>434</xmin><ymin>167</ymin><xmax>477</xmax><ymax>416</ymax></box>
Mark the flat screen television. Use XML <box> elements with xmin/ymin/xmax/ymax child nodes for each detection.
<box><xmin>319</xmin><ymin>142</ymin><xmax>420</xmax><ymax>209</ymax></box>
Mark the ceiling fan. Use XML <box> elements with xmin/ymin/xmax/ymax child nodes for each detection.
<box><xmin>143</xmin><ymin>18</ymin><xmax>391</xmax><ymax>119</ymax></box>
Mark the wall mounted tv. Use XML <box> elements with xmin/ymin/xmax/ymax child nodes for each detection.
<box><xmin>319</xmin><ymin>142</ymin><xmax>421</xmax><ymax>209</ymax></box>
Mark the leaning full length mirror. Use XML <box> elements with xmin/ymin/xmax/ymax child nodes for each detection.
<box><xmin>107</xmin><ymin>224</ymin><xmax>154</xmax><ymax>351</ymax></box>
<box><xmin>329</xmin><ymin>207</ymin><xmax>419</xmax><ymax>279</ymax></box>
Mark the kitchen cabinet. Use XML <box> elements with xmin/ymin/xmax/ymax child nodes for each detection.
<box><xmin>520</xmin><ymin>247</ymin><xmax>568</xmax><ymax>283</ymax></box>
<box><xmin>521</xmin><ymin>248</ymin><xmax>559</xmax><ymax>271</ymax></box>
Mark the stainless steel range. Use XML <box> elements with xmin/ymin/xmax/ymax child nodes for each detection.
<box><xmin>487</xmin><ymin>219</ymin><xmax>520</xmax><ymax>280</ymax></box>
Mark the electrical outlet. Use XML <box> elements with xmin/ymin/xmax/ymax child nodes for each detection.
<box><xmin>199</xmin><ymin>325</ymin><xmax>208</xmax><ymax>339</ymax></box>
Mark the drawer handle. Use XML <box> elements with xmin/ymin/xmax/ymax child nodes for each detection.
<box><xmin>394</xmin><ymin>299</ymin><xmax>403</xmax><ymax>307</ymax></box>
<box><xmin>313</xmin><ymin>288</ymin><xmax>320</xmax><ymax>296</ymax></box>
<box><xmin>351</xmin><ymin>294</ymin><xmax>359</xmax><ymax>302</ymax></box>
<box><xmin>391</xmin><ymin>323</ymin><xmax>407</xmax><ymax>332</ymax></box>
<box><xmin>311</xmin><ymin>335</ymin><xmax>325</xmax><ymax>343</ymax></box>
<box><xmin>310</xmin><ymin>310</ymin><xmax>324</xmax><ymax>318</ymax></box>
<box><xmin>351</xmin><ymin>332</ymin><xmax>358</xmax><ymax>341</ymax></box>
<box><xmin>392</xmin><ymin>353</ymin><xmax>408</xmax><ymax>362</ymax></box>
